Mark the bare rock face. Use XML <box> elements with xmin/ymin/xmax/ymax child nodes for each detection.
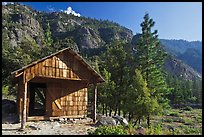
<box><xmin>2</xmin><ymin>4</ymin><xmax>45</xmax><ymax>48</ymax></box>
<box><xmin>75</xmin><ymin>27</ymin><xmax>104</xmax><ymax>49</ymax></box>
<box><xmin>164</xmin><ymin>56</ymin><xmax>201</xmax><ymax>80</ymax></box>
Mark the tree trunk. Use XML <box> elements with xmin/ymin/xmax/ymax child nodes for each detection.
<box><xmin>102</xmin><ymin>103</ymin><xmax>105</xmax><ymax>115</ymax></box>
<box><xmin>105</xmin><ymin>105</ymin><xmax>108</xmax><ymax>116</ymax></box>
<box><xmin>118</xmin><ymin>104</ymin><xmax>121</xmax><ymax>116</ymax></box>
<box><xmin>128</xmin><ymin>112</ymin><xmax>132</xmax><ymax>122</ymax></box>
<box><xmin>114</xmin><ymin>107</ymin><xmax>117</xmax><ymax>116</ymax></box>
<box><xmin>133</xmin><ymin>118</ymin><xmax>139</xmax><ymax>127</ymax></box>
<box><xmin>109</xmin><ymin>107</ymin><xmax>112</xmax><ymax>116</ymax></box>
<box><xmin>123</xmin><ymin>112</ymin><xmax>126</xmax><ymax>119</ymax></box>
<box><xmin>147</xmin><ymin>115</ymin><xmax>150</xmax><ymax>128</ymax></box>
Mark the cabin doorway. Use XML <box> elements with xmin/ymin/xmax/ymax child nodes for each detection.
<box><xmin>29</xmin><ymin>82</ymin><xmax>46</xmax><ymax>116</ymax></box>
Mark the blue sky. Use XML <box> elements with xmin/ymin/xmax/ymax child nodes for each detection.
<box><xmin>4</xmin><ymin>2</ymin><xmax>202</xmax><ymax>41</ymax></box>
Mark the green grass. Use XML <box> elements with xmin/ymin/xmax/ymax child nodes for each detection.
<box><xmin>151</xmin><ymin>108</ymin><xmax>202</xmax><ymax>135</ymax></box>
<box><xmin>90</xmin><ymin>109</ymin><xmax>202</xmax><ymax>135</ymax></box>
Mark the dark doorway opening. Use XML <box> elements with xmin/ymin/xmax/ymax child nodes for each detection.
<box><xmin>29</xmin><ymin>82</ymin><xmax>46</xmax><ymax>116</ymax></box>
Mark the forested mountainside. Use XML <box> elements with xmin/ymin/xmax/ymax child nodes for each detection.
<box><xmin>2</xmin><ymin>3</ymin><xmax>202</xmax><ymax>104</ymax></box>
<box><xmin>160</xmin><ymin>39</ymin><xmax>202</xmax><ymax>74</ymax></box>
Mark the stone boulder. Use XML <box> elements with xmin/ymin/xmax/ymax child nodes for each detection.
<box><xmin>112</xmin><ymin>115</ymin><xmax>129</xmax><ymax>126</ymax></box>
<box><xmin>2</xmin><ymin>99</ymin><xmax>16</xmax><ymax>114</ymax></box>
<box><xmin>95</xmin><ymin>116</ymin><xmax>117</xmax><ymax>127</ymax></box>
<box><xmin>135</xmin><ymin>126</ymin><xmax>146</xmax><ymax>135</ymax></box>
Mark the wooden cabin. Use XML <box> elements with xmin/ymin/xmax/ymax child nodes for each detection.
<box><xmin>11</xmin><ymin>48</ymin><xmax>105</xmax><ymax>129</ymax></box>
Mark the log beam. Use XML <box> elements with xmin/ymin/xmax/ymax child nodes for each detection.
<box><xmin>93</xmin><ymin>83</ymin><xmax>97</xmax><ymax>123</ymax></box>
<box><xmin>21</xmin><ymin>82</ymin><xmax>27</xmax><ymax>129</ymax></box>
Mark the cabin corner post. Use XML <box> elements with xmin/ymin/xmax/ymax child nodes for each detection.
<box><xmin>93</xmin><ymin>83</ymin><xmax>97</xmax><ymax>123</ymax></box>
<box><xmin>21</xmin><ymin>71</ymin><xmax>27</xmax><ymax>129</ymax></box>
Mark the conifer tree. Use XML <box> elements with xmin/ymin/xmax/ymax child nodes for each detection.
<box><xmin>135</xmin><ymin>13</ymin><xmax>170</xmax><ymax>127</ymax></box>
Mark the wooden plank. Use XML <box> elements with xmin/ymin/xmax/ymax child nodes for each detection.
<box><xmin>73</xmin><ymin>59</ymin><xmax>78</xmax><ymax>71</ymax></box>
<box><xmin>15</xmin><ymin>72</ymin><xmax>23</xmax><ymax>77</ymax></box>
<box><xmin>52</xmin><ymin>56</ymin><xmax>56</xmax><ymax>67</ymax></box>
<box><xmin>56</xmin><ymin>68</ymin><xmax>59</xmax><ymax>77</ymax></box>
<box><xmin>49</xmin><ymin>58</ymin><xmax>52</xmax><ymax>67</ymax></box>
<box><xmin>35</xmin><ymin>64</ymin><xmax>38</xmax><ymax>75</ymax></box>
<box><xmin>60</xmin><ymin>68</ymin><xmax>63</xmax><ymax>77</ymax></box>
<box><xmin>38</xmin><ymin>62</ymin><xmax>42</xmax><ymax>76</ymax></box>
<box><xmin>27</xmin><ymin>116</ymin><xmax>49</xmax><ymax>121</ymax></box>
<box><xmin>42</xmin><ymin>61</ymin><xmax>46</xmax><ymax>76</ymax></box>
<box><xmin>67</xmin><ymin>69</ymin><xmax>70</xmax><ymax>78</ymax></box>
<box><xmin>52</xmin><ymin>67</ymin><xmax>56</xmax><ymax>77</ymax></box>
<box><xmin>62</xmin><ymin>62</ymin><xmax>66</xmax><ymax>69</ymax></box>
<box><xmin>63</xmin><ymin>69</ymin><xmax>67</xmax><ymax>78</ymax></box>
<box><xmin>52</xmin><ymin>57</ymin><xmax>56</xmax><ymax>77</ymax></box>
<box><xmin>78</xmin><ymin>102</ymin><xmax>83</xmax><ymax>106</ymax></box>
<box><xmin>31</xmin><ymin>66</ymin><xmax>34</xmax><ymax>74</ymax></box>
<box><xmin>78</xmin><ymin>106</ymin><xmax>83</xmax><ymax>110</ymax></box>
<box><xmin>45</xmin><ymin>59</ymin><xmax>49</xmax><ymax>66</ymax></box>
<box><xmin>48</xmin><ymin>115</ymin><xmax>85</xmax><ymax>121</ymax></box>
<box><xmin>47</xmin><ymin>90</ymin><xmax>62</xmax><ymax>110</ymax></box>
<box><xmin>70</xmin><ymin>70</ymin><xmax>73</xmax><ymax>78</ymax></box>
<box><xmin>55</xmin><ymin>100</ymin><xmax>62</xmax><ymax>109</ymax></box>
<box><xmin>49</xmin><ymin>67</ymin><xmax>52</xmax><ymax>76</ymax></box>
<box><xmin>59</xmin><ymin>60</ymin><xmax>63</xmax><ymax>69</ymax></box>
<box><xmin>56</xmin><ymin>57</ymin><xmax>59</xmax><ymax>68</ymax></box>
<box><xmin>45</xmin><ymin>67</ymin><xmax>49</xmax><ymax>76</ymax></box>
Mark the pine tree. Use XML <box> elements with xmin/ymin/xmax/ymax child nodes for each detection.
<box><xmin>135</xmin><ymin>13</ymin><xmax>170</xmax><ymax>127</ymax></box>
<box><xmin>126</xmin><ymin>69</ymin><xmax>151</xmax><ymax>124</ymax></box>
<box><xmin>98</xmin><ymin>68</ymin><xmax>116</xmax><ymax>116</ymax></box>
<box><xmin>45</xmin><ymin>22</ymin><xmax>53</xmax><ymax>46</ymax></box>
<box><xmin>101</xmin><ymin>40</ymin><xmax>130</xmax><ymax>116</ymax></box>
<box><xmin>42</xmin><ymin>22</ymin><xmax>54</xmax><ymax>56</ymax></box>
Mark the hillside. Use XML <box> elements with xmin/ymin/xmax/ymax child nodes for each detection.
<box><xmin>160</xmin><ymin>39</ymin><xmax>202</xmax><ymax>74</ymax></box>
<box><xmin>2</xmin><ymin>3</ymin><xmax>133</xmax><ymax>51</ymax></box>
<box><xmin>2</xmin><ymin>3</ymin><xmax>201</xmax><ymax>86</ymax></box>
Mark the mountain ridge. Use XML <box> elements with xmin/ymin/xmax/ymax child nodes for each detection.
<box><xmin>2</xmin><ymin>3</ymin><xmax>202</xmax><ymax>82</ymax></box>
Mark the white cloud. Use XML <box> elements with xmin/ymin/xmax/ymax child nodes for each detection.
<box><xmin>2</xmin><ymin>2</ymin><xmax>7</xmax><ymax>5</ymax></box>
<box><xmin>64</xmin><ymin>6</ymin><xmax>81</xmax><ymax>17</ymax></box>
<box><xmin>2</xmin><ymin>2</ymin><xmax>14</xmax><ymax>5</ymax></box>
<box><xmin>47</xmin><ymin>5</ymin><xmax>55</xmax><ymax>12</ymax></box>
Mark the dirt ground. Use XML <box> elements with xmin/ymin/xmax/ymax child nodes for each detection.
<box><xmin>2</xmin><ymin>118</ymin><xmax>96</xmax><ymax>135</ymax></box>
<box><xmin>2</xmin><ymin>98</ymin><xmax>97</xmax><ymax>135</ymax></box>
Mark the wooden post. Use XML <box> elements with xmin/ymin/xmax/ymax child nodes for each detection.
<box><xmin>21</xmin><ymin>82</ymin><xmax>27</xmax><ymax>129</ymax></box>
<box><xmin>93</xmin><ymin>83</ymin><xmax>97</xmax><ymax>123</ymax></box>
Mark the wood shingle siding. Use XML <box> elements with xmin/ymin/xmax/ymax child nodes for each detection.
<box><xmin>11</xmin><ymin>48</ymin><xmax>104</xmax><ymax>129</ymax></box>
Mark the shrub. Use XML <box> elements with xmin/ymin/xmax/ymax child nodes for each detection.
<box><xmin>162</xmin><ymin>118</ymin><xmax>173</xmax><ymax>123</ymax></box>
<box><xmin>181</xmin><ymin>126</ymin><xmax>201</xmax><ymax>135</ymax></box>
<box><xmin>183</xmin><ymin>118</ymin><xmax>193</xmax><ymax>125</ymax></box>
<box><xmin>195</xmin><ymin>116</ymin><xmax>202</xmax><ymax>123</ymax></box>
<box><xmin>169</xmin><ymin>112</ymin><xmax>179</xmax><ymax>117</ymax></box>
<box><xmin>2</xmin><ymin>85</ymin><xmax>9</xmax><ymax>96</ymax></box>
<box><xmin>146</xmin><ymin>124</ymin><xmax>163</xmax><ymax>135</ymax></box>
<box><xmin>183</xmin><ymin>106</ymin><xmax>193</xmax><ymax>111</ymax></box>
<box><xmin>172</xmin><ymin>117</ymin><xmax>185</xmax><ymax>123</ymax></box>
<box><xmin>126</xmin><ymin>123</ymin><xmax>136</xmax><ymax>135</ymax></box>
<box><xmin>88</xmin><ymin>125</ymin><xmax>129</xmax><ymax>135</ymax></box>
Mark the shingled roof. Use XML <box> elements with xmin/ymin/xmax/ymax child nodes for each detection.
<box><xmin>11</xmin><ymin>47</ymin><xmax>105</xmax><ymax>83</ymax></box>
